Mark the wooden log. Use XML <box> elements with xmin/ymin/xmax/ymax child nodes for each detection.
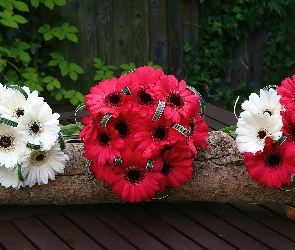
<box><xmin>1</xmin><ymin>131</ymin><xmax>295</xmax><ymax>205</ymax></box>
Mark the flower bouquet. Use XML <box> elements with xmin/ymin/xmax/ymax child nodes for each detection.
<box><xmin>234</xmin><ymin>75</ymin><xmax>295</xmax><ymax>189</ymax></box>
<box><xmin>0</xmin><ymin>84</ymin><xmax>68</xmax><ymax>189</ymax></box>
<box><xmin>79</xmin><ymin>66</ymin><xmax>209</xmax><ymax>203</ymax></box>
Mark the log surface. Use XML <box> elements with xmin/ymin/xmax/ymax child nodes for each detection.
<box><xmin>1</xmin><ymin>131</ymin><xmax>295</xmax><ymax>205</ymax></box>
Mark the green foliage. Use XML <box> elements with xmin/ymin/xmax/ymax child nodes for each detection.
<box><xmin>0</xmin><ymin>0</ymin><xmax>84</xmax><ymax>106</ymax></box>
<box><xmin>185</xmin><ymin>0</ymin><xmax>295</xmax><ymax>110</ymax></box>
<box><xmin>90</xmin><ymin>59</ymin><xmax>163</xmax><ymax>88</ymax></box>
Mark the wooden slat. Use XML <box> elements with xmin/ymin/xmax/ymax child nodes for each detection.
<box><xmin>0</xmin><ymin>222</ymin><xmax>36</xmax><ymax>250</ymax></box>
<box><xmin>37</xmin><ymin>212</ymin><xmax>101</xmax><ymax>250</ymax></box>
<box><xmin>0</xmin><ymin>205</ymin><xmax>68</xmax><ymax>222</ymax></box>
<box><xmin>141</xmin><ymin>201</ymin><xmax>235</xmax><ymax>249</ymax></box>
<box><xmin>63</xmin><ymin>208</ymin><xmax>137</xmax><ymax>250</ymax></box>
<box><xmin>205</xmin><ymin>102</ymin><xmax>237</xmax><ymax>126</ymax></box>
<box><xmin>86</xmin><ymin>204</ymin><xmax>168</xmax><ymax>250</ymax></box>
<box><xmin>12</xmin><ymin>217</ymin><xmax>71</xmax><ymax>250</ymax></box>
<box><xmin>200</xmin><ymin>202</ymin><xmax>295</xmax><ymax>249</ymax></box>
<box><xmin>110</xmin><ymin>203</ymin><xmax>203</xmax><ymax>250</ymax></box>
<box><xmin>170</xmin><ymin>201</ymin><xmax>268</xmax><ymax>249</ymax></box>
<box><xmin>232</xmin><ymin>203</ymin><xmax>295</xmax><ymax>243</ymax></box>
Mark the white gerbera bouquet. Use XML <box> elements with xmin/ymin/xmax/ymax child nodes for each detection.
<box><xmin>0</xmin><ymin>84</ymin><xmax>69</xmax><ymax>189</ymax></box>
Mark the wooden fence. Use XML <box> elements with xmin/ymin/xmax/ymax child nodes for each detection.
<box><xmin>57</xmin><ymin>0</ymin><xmax>295</xmax><ymax>95</ymax></box>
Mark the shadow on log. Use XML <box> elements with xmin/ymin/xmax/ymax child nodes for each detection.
<box><xmin>1</xmin><ymin>131</ymin><xmax>295</xmax><ymax>205</ymax></box>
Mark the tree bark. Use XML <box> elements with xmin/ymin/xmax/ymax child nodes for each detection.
<box><xmin>1</xmin><ymin>131</ymin><xmax>294</xmax><ymax>205</ymax></box>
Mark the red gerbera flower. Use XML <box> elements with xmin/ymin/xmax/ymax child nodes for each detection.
<box><xmin>158</xmin><ymin>146</ymin><xmax>193</xmax><ymax>190</ymax></box>
<box><xmin>147</xmin><ymin>75</ymin><xmax>200</xmax><ymax>123</ymax></box>
<box><xmin>111</xmin><ymin>148</ymin><xmax>164</xmax><ymax>203</ymax></box>
<box><xmin>244</xmin><ymin>136</ymin><xmax>295</xmax><ymax>188</ymax></box>
<box><xmin>127</xmin><ymin>66</ymin><xmax>164</xmax><ymax>117</ymax></box>
<box><xmin>281</xmin><ymin>109</ymin><xmax>295</xmax><ymax>143</ymax></box>
<box><xmin>107</xmin><ymin>111</ymin><xmax>142</xmax><ymax>147</ymax></box>
<box><xmin>90</xmin><ymin>160</ymin><xmax>120</xmax><ymax>184</ymax></box>
<box><xmin>188</xmin><ymin>116</ymin><xmax>209</xmax><ymax>153</ymax></box>
<box><xmin>85</xmin><ymin>74</ymin><xmax>132</xmax><ymax>118</ymax></box>
<box><xmin>276</xmin><ymin>75</ymin><xmax>295</xmax><ymax>111</ymax></box>
<box><xmin>82</xmin><ymin>126</ymin><xmax>124</xmax><ymax>165</ymax></box>
<box><xmin>133</xmin><ymin>116</ymin><xmax>181</xmax><ymax>158</ymax></box>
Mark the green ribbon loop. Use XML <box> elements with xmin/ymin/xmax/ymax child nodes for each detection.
<box><xmin>186</xmin><ymin>85</ymin><xmax>205</xmax><ymax>116</ymax></box>
<box><xmin>114</xmin><ymin>157</ymin><xmax>122</xmax><ymax>166</ymax></box>
<box><xmin>18</xmin><ymin>164</ymin><xmax>27</xmax><ymax>181</ymax></box>
<box><xmin>26</xmin><ymin>142</ymin><xmax>41</xmax><ymax>150</ymax></box>
<box><xmin>7</xmin><ymin>85</ymin><xmax>28</xmax><ymax>99</ymax></box>
<box><xmin>152</xmin><ymin>100</ymin><xmax>165</xmax><ymax>121</ymax></box>
<box><xmin>85</xmin><ymin>159</ymin><xmax>94</xmax><ymax>181</ymax></box>
<box><xmin>101</xmin><ymin>114</ymin><xmax>112</xmax><ymax>127</ymax></box>
<box><xmin>58</xmin><ymin>131</ymin><xmax>66</xmax><ymax>150</ymax></box>
<box><xmin>273</xmin><ymin>135</ymin><xmax>287</xmax><ymax>147</ymax></box>
<box><xmin>172</xmin><ymin>124</ymin><xmax>191</xmax><ymax>136</ymax></box>
<box><xmin>122</xmin><ymin>87</ymin><xmax>131</xmax><ymax>95</ymax></box>
<box><xmin>146</xmin><ymin>159</ymin><xmax>154</xmax><ymax>171</ymax></box>
<box><xmin>0</xmin><ymin>116</ymin><xmax>18</xmax><ymax>127</ymax></box>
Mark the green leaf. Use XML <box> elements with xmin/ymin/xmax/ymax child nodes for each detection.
<box><xmin>69</xmin><ymin>63</ymin><xmax>84</xmax><ymax>73</ymax></box>
<box><xmin>13</xmin><ymin>1</ymin><xmax>29</xmax><ymax>12</ymax></box>
<box><xmin>65</xmin><ymin>33</ymin><xmax>78</xmax><ymax>43</ymax></box>
<box><xmin>54</xmin><ymin>0</ymin><xmax>67</xmax><ymax>6</ymax></box>
<box><xmin>48</xmin><ymin>60</ymin><xmax>58</xmax><ymax>66</ymax></box>
<box><xmin>69</xmin><ymin>71</ymin><xmax>78</xmax><ymax>81</ymax></box>
<box><xmin>51</xmin><ymin>27</ymin><xmax>65</xmax><ymax>40</ymax></box>
<box><xmin>43</xmin><ymin>76</ymin><xmax>54</xmax><ymax>83</ymax></box>
<box><xmin>64</xmin><ymin>90</ymin><xmax>75</xmax><ymax>98</ymax></box>
<box><xmin>44</xmin><ymin>0</ymin><xmax>54</xmax><ymax>9</ymax></box>
<box><xmin>120</xmin><ymin>62</ymin><xmax>136</xmax><ymax>71</ymax></box>
<box><xmin>76</xmin><ymin>91</ymin><xmax>85</xmax><ymax>102</ymax></box>
<box><xmin>0</xmin><ymin>59</ymin><xmax>7</xmax><ymax>71</ymax></box>
<box><xmin>0</xmin><ymin>46</ymin><xmax>11</xmax><ymax>55</ymax></box>
<box><xmin>44</xmin><ymin>32</ymin><xmax>53</xmax><ymax>41</ymax></box>
<box><xmin>30</xmin><ymin>0</ymin><xmax>40</xmax><ymax>8</ymax></box>
<box><xmin>50</xmin><ymin>52</ymin><xmax>64</xmax><ymax>61</ymax></box>
<box><xmin>19</xmin><ymin>51</ymin><xmax>31</xmax><ymax>62</ymax></box>
<box><xmin>59</xmin><ymin>60</ymin><xmax>69</xmax><ymax>76</ymax></box>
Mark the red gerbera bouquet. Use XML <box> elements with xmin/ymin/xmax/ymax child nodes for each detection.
<box><xmin>79</xmin><ymin>66</ymin><xmax>209</xmax><ymax>202</ymax></box>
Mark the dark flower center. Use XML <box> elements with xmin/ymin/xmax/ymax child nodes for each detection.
<box><xmin>105</xmin><ymin>92</ymin><xmax>122</xmax><ymax>107</ymax></box>
<box><xmin>263</xmin><ymin>110</ymin><xmax>272</xmax><ymax>115</ymax></box>
<box><xmin>0</xmin><ymin>136</ymin><xmax>12</xmax><ymax>149</ymax></box>
<box><xmin>152</xmin><ymin>125</ymin><xmax>169</xmax><ymax>141</ymax></box>
<box><xmin>265</xmin><ymin>151</ymin><xmax>282</xmax><ymax>168</ymax></box>
<box><xmin>31</xmin><ymin>151</ymin><xmax>47</xmax><ymax>165</ymax></box>
<box><xmin>124</xmin><ymin>166</ymin><xmax>144</xmax><ymax>184</ymax></box>
<box><xmin>167</xmin><ymin>91</ymin><xmax>184</xmax><ymax>109</ymax></box>
<box><xmin>161</xmin><ymin>162</ymin><xmax>173</xmax><ymax>175</ymax></box>
<box><xmin>36</xmin><ymin>153</ymin><xmax>45</xmax><ymax>161</ymax></box>
<box><xmin>288</xmin><ymin>124</ymin><xmax>295</xmax><ymax>142</ymax></box>
<box><xmin>98</xmin><ymin>132</ymin><xmax>111</xmax><ymax>146</ymax></box>
<box><xmin>29</xmin><ymin>121</ymin><xmax>42</xmax><ymax>134</ymax></box>
<box><xmin>257</xmin><ymin>130</ymin><xmax>267</xmax><ymax>139</ymax></box>
<box><xmin>114</xmin><ymin>120</ymin><xmax>130</xmax><ymax>138</ymax></box>
<box><xmin>15</xmin><ymin>108</ymin><xmax>24</xmax><ymax>117</ymax></box>
<box><xmin>137</xmin><ymin>89</ymin><xmax>153</xmax><ymax>106</ymax></box>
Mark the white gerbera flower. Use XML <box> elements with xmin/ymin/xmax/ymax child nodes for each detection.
<box><xmin>0</xmin><ymin>86</ymin><xmax>44</xmax><ymax>121</ymax></box>
<box><xmin>0</xmin><ymin>164</ymin><xmax>29</xmax><ymax>188</ymax></box>
<box><xmin>0</xmin><ymin>83</ymin><xmax>7</xmax><ymax>100</ymax></box>
<box><xmin>241</xmin><ymin>88</ymin><xmax>282</xmax><ymax>115</ymax></box>
<box><xmin>236</xmin><ymin>111</ymin><xmax>283</xmax><ymax>153</ymax></box>
<box><xmin>0</xmin><ymin>124</ymin><xmax>28</xmax><ymax>168</ymax></box>
<box><xmin>23</xmin><ymin>141</ymin><xmax>69</xmax><ymax>187</ymax></box>
<box><xmin>18</xmin><ymin>101</ymin><xmax>60</xmax><ymax>150</ymax></box>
